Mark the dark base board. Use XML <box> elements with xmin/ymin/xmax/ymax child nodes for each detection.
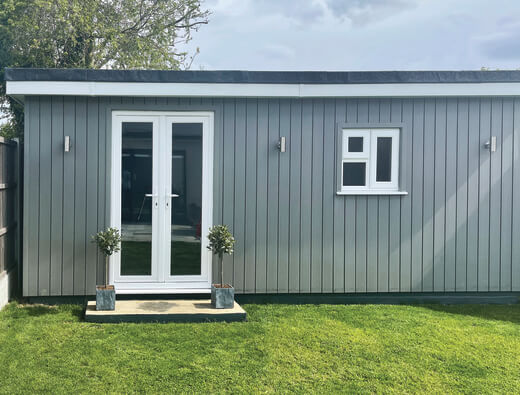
<box><xmin>25</xmin><ymin>292</ymin><xmax>520</xmax><ymax>306</ymax></box>
<box><xmin>236</xmin><ymin>292</ymin><xmax>520</xmax><ymax>305</ymax></box>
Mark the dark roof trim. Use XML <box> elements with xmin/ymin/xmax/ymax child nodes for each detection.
<box><xmin>6</xmin><ymin>68</ymin><xmax>520</xmax><ymax>84</ymax></box>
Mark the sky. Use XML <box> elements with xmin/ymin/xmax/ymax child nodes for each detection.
<box><xmin>183</xmin><ymin>0</ymin><xmax>520</xmax><ymax>71</ymax></box>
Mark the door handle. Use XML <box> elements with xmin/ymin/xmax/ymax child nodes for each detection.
<box><xmin>144</xmin><ymin>193</ymin><xmax>159</xmax><ymax>208</ymax></box>
<box><xmin>166</xmin><ymin>194</ymin><xmax>179</xmax><ymax>208</ymax></box>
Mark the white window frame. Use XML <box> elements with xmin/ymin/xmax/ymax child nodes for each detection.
<box><xmin>341</xmin><ymin>130</ymin><xmax>370</xmax><ymax>191</ymax></box>
<box><xmin>339</xmin><ymin>128</ymin><xmax>404</xmax><ymax>195</ymax></box>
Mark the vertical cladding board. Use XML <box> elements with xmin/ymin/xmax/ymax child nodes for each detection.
<box><xmin>244</xmin><ymin>99</ymin><xmax>257</xmax><ymax>293</ymax></box>
<box><xmin>512</xmin><ymin>98</ymin><xmax>520</xmax><ymax>291</ymax></box>
<box><xmin>266</xmin><ymin>100</ymin><xmax>280</xmax><ymax>292</ymax></box>
<box><xmin>289</xmin><ymin>99</ymin><xmax>302</xmax><ymax>292</ymax></box>
<box><xmin>444</xmin><ymin>98</ymin><xmax>458</xmax><ymax>292</ymax></box>
<box><xmin>455</xmin><ymin>99</ymin><xmax>469</xmax><ymax>291</ymax></box>
<box><xmin>322</xmin><ymin>99</ymin><xmax>335</xmax><ymax>293</ymax></box>
<box><xmin>50</xmin><ymin>96</ymin><xmax>64</xmax><ymax>295</ymax></box>
<box><xmin>333</xmin><ymin>99</ymin><xmax>347</xmax><ymax>293</ymax></box>
<box><xmin>478</xmin><ymin>98</ymin><xmax>491</xmax><ymax>291</ymax></box>
<box><xmin>62</xmin><ymin>98</ymin><xmax>76</xmax><ymax>295</ymax></box>
<box><xmin>489</xmin><ymin>98</ymin><xmax>503</xmax><ymax>291</ymax></box>
<box><xmin>389</xmin><ymin>99</ymin><xmax>402</xmax><ymax>292</ymax></box>
<box><xmin>255</xmin><ymin>99</ymin><xmax>268</xmax><ymax>292</ymax></box>
<box><xmin>277</xmin><ymin>100</ymin><xmax>291</xmax><ymax>293</ymax></box>
<box><xmin>344</xmin><ymin>100</ymin><xmax>357</xmax><ymax>293</ymax></box>
<box><xmin>411</xmin><ymin>99</ymin><xmax>425</xmax><ymax>292</ymax></box>
<box><xmin>500</xmin><ymin>98</ymin><xmax>514</xmax><ymax>291</ymax></box>
<box><xmin>400</xmin><ymin>99</ymin><xmax>413</xmax><ymax>292</ymax></box>
<box><xmin>466</xmin><ymin>98</ymin><xmax>481</xmax><ymax>291</ymax></box>
<box><xmin>85</xmin><ymin>98</ymin><xmax>99</xmax><ymax>293</ymax></box>
<box><xmin>233</xmin><ymin>99</ymin><xmax>246</xmax><ymax>293</ymax></box>
<box><xmin>38</xmin><ymin>97</ymin><xmax>52</xmax><ymax>296</ymax></box>
<box><xmin>222</xmin><ymin>99</ymin><xmax>236</xmax><ymax>286</ymax></box>
<box><xmin>73</xmin><ymin>97</ymin><xmax>87</xmax><ymax>295</ymax></box>
<box><xmin>310</xmin><ymin>99</ymin><xmax>323</xmax><ymax>293</ymax></box>
<box><xmin>25</xmin><ymin>97</ymin><xmax>39</xmax><ymax>296</ymax></box>
<box><xmin>433</xmin><ymin>98</ymin><xmax>447</xmax><ymax>292</ymax></box>
<box><xmin>300</xmin><ymin>99</ymin><xmax>313</xmax><ymax>293</ymax></box>
<box><xmin>422</xmin><ymin>99</ymin><xmax>436</xmax><ymax>292</ymax></box>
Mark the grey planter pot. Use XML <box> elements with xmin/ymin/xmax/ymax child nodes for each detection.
<box><xmin>211</xmin><ymin>285</ymin><xmax>235</xmax><ymax>309</ymax></box>
<box><xmin>96</xmin><ymin>285</ymin><xmax>116</xmax><ymax>311</ymax></box>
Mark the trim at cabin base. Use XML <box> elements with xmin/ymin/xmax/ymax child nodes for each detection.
<box><xmin>24</xmin><ymin>292</ymin><xmax>520</xmax><ymax>306</ymax></box>
<box><xmin>235</xmin><ymin>292</ymin><xmax>520</xmax><ymax>305</ymax></box>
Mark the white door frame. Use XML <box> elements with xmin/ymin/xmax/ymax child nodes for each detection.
<box><xmin>110</xmin><ymin>111</ymin><xmax>214</xmax><ymax>293</ymax></box>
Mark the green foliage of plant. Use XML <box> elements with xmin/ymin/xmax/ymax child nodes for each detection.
<box><xmin>0</xmin><ymin>0</ymin><xmax>210</xmax><ymax>137</ymax></box>
<box><xmin>92</xmin><ymin>227</ymin><xmax>121</xmax><ymax>257</ymax></box>
<box><xmin>207</xmin><ymin>224</ymin><xmax>235</xmax><ymax>286</ymax></box>
<box><xmin>92</xmin><ymin>227</ymin><xmax>121</xmax><ymax>287</ymax></box>
<box><xmin>1</xmin><ymin>303</ymin><xmax>520</xmax><ymax>393</ymax></box>
<box><xmin>207</xmin><ymin>225</ymin><xmax>235</xmax><ymax>258</ymax></box>
<box><xmin>0</xmin><ymin>120</ymin><xmax>18</xmax><ymax>140</ymax></box>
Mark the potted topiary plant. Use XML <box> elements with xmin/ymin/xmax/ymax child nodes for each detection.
<box><xmin>207</xmin><ymin>225</ymin><xmax>235</xmax><ymax>309</ymax></box>
<box><xmin>92</xmin><ymin>227</ymin><xmax>121</xmax><ymax>311</ymax></box>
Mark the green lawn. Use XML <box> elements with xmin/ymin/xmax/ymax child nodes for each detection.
<box><xmin>1</xmin><ymin>303</ymin><xmax>519</xmax><ymax>393</ymax></box>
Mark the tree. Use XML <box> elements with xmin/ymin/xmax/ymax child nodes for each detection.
<box><xmin>0</xmin><ymin>0</ymin><xmax>209</xmax><ymax>137</ymax></box>
<box><xmin>92</xmin><ymin>227</ymin><xmax>121</xmax><ymax>288</ymax></box>
<box><xmin>207</xmin><ymin>225</ymin><xmax>235</xmax><ymax>287</ymax></box>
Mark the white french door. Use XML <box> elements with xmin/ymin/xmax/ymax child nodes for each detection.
<box><xmin>110</xmin><ymin>111</ymin><xmax>213</xmax><ymax>293</ymax></box>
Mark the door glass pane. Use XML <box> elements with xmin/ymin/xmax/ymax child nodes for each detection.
<box><xmin>170</xmin><ymin>123</ymin><xmax>202</xmax><ymax>275</ymax></box>
<box><xmin>121</xmin><ymin>122</ymin><xmax>153</xmax><ymax>276</ymax></box>
<box><xmin>343</xmin><ymin>162</ymin><xmax>366</xmax><ymax>186</ymax></box>
<box><xmin>348</xmin><ymin>137</ymin><xmax>363</xmax><ymax>152</ymax></box>
<box><xmin>376</xmin><ymin>137</ymin><xmax>392</xmax><ymax>182</ymax></box>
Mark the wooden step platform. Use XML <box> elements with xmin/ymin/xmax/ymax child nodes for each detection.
<box><xmin>84</xmin><ymin>299</ymin><xmax>247</xmax><ymax>323</ymax></box>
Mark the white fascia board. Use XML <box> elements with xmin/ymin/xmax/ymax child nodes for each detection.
<box><xmin>7</xmin><ymin>80</ymin><xmax>520</xmax><ymax>98</ymax></box>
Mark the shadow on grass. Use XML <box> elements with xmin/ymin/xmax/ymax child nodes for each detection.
<box><xmin>420</xmin><ymin>304</ymin><xmax>520</xmax><ymax>325</ymax></box>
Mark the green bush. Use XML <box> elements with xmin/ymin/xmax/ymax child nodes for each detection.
<box><xmin>92</xmin><ymin>227</ymin><xmax>121</xmax><ymax>257</ymax></box>
<box><xmin>92</xmin><ymin>227</ymin><xmax>121</xmax><ymax>287</ymax></box>
<box><xmin>207</xmin><ymin>225</ymin><xmax>235</xmax><ymax>286</ymax></box>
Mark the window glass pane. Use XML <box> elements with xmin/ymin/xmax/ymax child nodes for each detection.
<box><xmin>170</xmin><ymin>123</ymin><xmax>202</xmax><ymax>276</ymax></box>
<box><xmin>376</xmin><ymin>137</ymin><xmax>392</xmax><ymax>182</ymax></box>
<box><xmin>121</xmin><ymin>122</ymin><xmax>153</xmax><ymax>276</ymax></box>
<box><xmin>343</xmin><ymin>162</ymin><xmax>366</xmax><ymax>186</ymax></box>
<box><xmin>348</xmin><ymin>137</ymin><xmax>363</xmax><ymax>152</ymax></box>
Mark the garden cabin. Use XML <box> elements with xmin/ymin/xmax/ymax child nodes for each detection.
<box><xmin>5</xmin><ymin>68</ymin><xmax>520</xmax><ymax>301</ymax></box>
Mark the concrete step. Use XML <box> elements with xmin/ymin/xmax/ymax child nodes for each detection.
<box><xmin>84</xmin><ymin>299</ymin><xmax>247</xmax><ymax>323</ymax></box>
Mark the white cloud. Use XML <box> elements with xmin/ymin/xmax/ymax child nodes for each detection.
<box><xmin>186</xmin><ymin>0</ymin><xmax>520</xmax><ymax>71</ymax></box>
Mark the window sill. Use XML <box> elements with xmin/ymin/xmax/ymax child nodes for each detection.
<box><xmin>336</xmin><ymin>190</ymin><xmax>408</xmax><ymax>196</ymax></box>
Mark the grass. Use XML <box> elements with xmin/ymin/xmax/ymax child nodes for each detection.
<box><xmin>121</xmin><ymin>241</ymin><xmax>200</xmax><ymax>276</ymax></box>
<box><xmin>0</xmin><ymin>303</ymin><xmax>520</xmax><ymax>393</ymax></box>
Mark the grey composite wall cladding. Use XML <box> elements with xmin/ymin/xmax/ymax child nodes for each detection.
<box><xmin>23</xmin><ymin>95</ymin><xmax>520</xmax><ymax>296</ymax></box>
<box><xmin>7</xmin><ymin>68</ymin><xmax>520</xmax><ymax>84</ymax></box>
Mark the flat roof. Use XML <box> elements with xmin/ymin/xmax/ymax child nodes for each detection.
<box><xmin>6</xmin><ymin>68</ymin><xmax>520</xmax><ymax>84</ymax></box>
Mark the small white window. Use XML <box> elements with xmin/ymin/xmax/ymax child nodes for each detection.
<box><xmin>340</xmin><ymin>128</ymin><xmax>400</xmax><ymax>193</ymax></box>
